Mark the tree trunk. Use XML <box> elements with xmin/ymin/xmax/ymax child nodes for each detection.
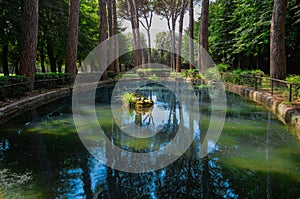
<box><xmin>2</xmin><ymin>42</ymin><xmax>9</xmax><ymax>76</ymax></box>
<box><xmin>140</xmin><ymin>11</ymin><xmax>153</xmax><ymax>65</ymax></box>
<box><xmin>171</xmin><ymin>10</ymin><xmax>176</xmax><ymax>70</ymax></box>
<box><xmin>40</xmin><ymin>47</ymin><xmax>46</xmax><ymax>73</ymax></box>
<box><xmin>126</xmin><ymin>0</ymin><xmax>137</xmax><ymax>50</ymax></box>
<box><xmin>107</xmin><ymin>0</ymin><xmax>113</xmax><ymax>38</ymax></box>
<box><xmin>19</xmin><ymin>0</ymin><xmax>39</xmax><ymax>89</ymax></box>
<box><xmin>14</xmin><ymin>60</ymin><xmax>20</xmax><ymax>75</ymax></box>
<box><xmin>176</xmin><ymin>0</ymin><xmax>186</xmax><ymax>72</ymax></box>
<box><xmin>270</xmin><ymin>0</ymin><xmax>288</xmax><ymax>80</ymax></box>
<box><xmin>132</xmin><ymin>0</ymin><xmax>144</xmax><ymax>66</ymax></box>
<box><xmin>65</xmin><ymin>0</ymin><xmax>80</xmax><ymax>82</ymax></box>
<box><xmin>57</xmin><ymin>61</ymin><xmax>63</xmax><ymax>73</ymax></box>
<box><xmin>47</xmin><ymin>44</ymin><xmax>56</xmax><ymax>73</ymax></box>
<box><xmin>107</xmin><ymin>0</ymin><xmax>114</xmax><ymax>71</ymax></box>
<box><xmin>147</xmin><ymin>29</ymin><xmax>151</xmax><ymax>64</ymax></box>
<box><xmin>112</xmin><ymin>0</ymin><xmax>119</xmax><ymax>73</ymax></box>
<box><xmin>166</xmin><ymin>18</ymin><xmax>173</xmax><ymax>69</ymax></box>
<box><xmin>98</xmin><ymin>0</ymin><xmax>108</xmax><ymax>43</ymax></box>
<box><xmin>189</xmin><ymin>0</ymin><xmax>194</xmax><ymax>69</ymax></box>
<box><xmin>198</xmin><ymin>0</ymin><xmax>209</xmax><ymax>74</ymax></box>
<box><xmin>126</xmin><ymin>0</ymin><xmax>142</xmax><ymax>67</ymax></box>
<box><xmin>98</xmin><ymin>0</ymin><xmax>108</xmax><ymax>72</ymax></box>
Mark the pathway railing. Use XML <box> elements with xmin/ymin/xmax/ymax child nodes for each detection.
<box><xmin>1</xmin><ymin>73</ymin><xmax>299</xmax><ymax>104</ymax></box>
<box><xmin>0</xmin><ymin>77</ymin><xmax>71</xmax><ymax>101</ymax></box>
<box><xmin>221</xmin><ymin>72</ymin><xmax>300</xmax><ymax>103</ymax></box>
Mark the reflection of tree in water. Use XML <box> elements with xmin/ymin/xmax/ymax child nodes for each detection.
<box><xmin>134</xmin><ymin>83</ymin><xmax>179</xmax><ymax>129</ymax></box>
<box><xmin>91</xmin><ymin>84</ymin><xmax>235</xmax><ymax>198</ymax></box>
<box><xmin>82</xmin><ymin>87</ymin><xmax>254</xmax><ymax>198</ymax></box>
<box><xmin>138</xmin><ymin>83</ymin><xmax>178</xmax><ymax>107</ymax></box>
<box><xmin>98</xmin><ymin>134</ymin><xmax>237</xmax><ymax>199</ymax></box>
<box><xmin>3</xmin><ymin>84</ymin><xmax>290</xmax><ymax>198</ymax></box>
<box><xmin>0</xmin><ymin>137</ymin><xmax>10</xmax><ymax>161</ymax></box>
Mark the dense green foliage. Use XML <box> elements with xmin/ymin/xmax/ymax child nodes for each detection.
<box><xmin>201</xmin><ymin>0</ymin><xmax>300</xmax><ymax>74</ymax></box>
<box><xmin>0</xmin><ymin>0</ymin><xmax>23</xmax><ymax>73</ymax></box>
<box><xmin>34</xmin><ymin>72</ymin><xmax>71</xmax><ymax>89</ymax></box>
<box><xmin>0</xmin><ymin>0</ymin><xmax>101</xmax><ymax>74</ymax></box>
<box><xmin>0</xmin><ymin>76</ymin><xmax>29</xmax><ymax>100</ymax></box>
<box><xmin>286</xmin><ymin>75</ymin><xmax>300</xmax><ymax>84</ymax></box>
<box><xmin>0</xmin><ymin>0</ymin><xmax>299</xmax><ymax>78</ymax></box>
<box><xmin>136</xmin><ymin>68</ymin><xmax>171</xmax><ymax>77</ymax></box>
<box><xmin>182</xmin><ymin>69</ymin><xmax>201</xmax><ymax>78</ymax></box>
<box><xmin>0</xmin><ymin>73</ymin><xmax>71</xmax><ymax>101</ymax></box>
<box><xmin>286</xmin><ymin>75</ymin><xmax>300</xmax><ymax>99</ymax></box>
<box><xmin>222</xmin><ymin>69</ymin><xmax>265</xmax><ymax>85</ymax></box>
<box><xmin>121</xmin><ymin>92</ymin><xmax>136</xmax><ymax>107</ymax></box>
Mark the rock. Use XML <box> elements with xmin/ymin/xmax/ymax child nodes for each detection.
<box><xmin>121</xmin><ymin>93</ymin><xmax>154</xmax><ymax>109</ymax></box>
<box><xmin>135</xmin><ymin>98</ymin><xmax>154</xmax><ymax>109</ymax></box>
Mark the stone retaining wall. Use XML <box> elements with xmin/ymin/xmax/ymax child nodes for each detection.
<box><xmin>0</xmin><ymin>80</ymin><xmax>116</xmax><ymax>125</ymax></box>
<box><xmin>0</xmin><ymin>88</ymin><xmax>71</xmax><ymax>124</ymax></box>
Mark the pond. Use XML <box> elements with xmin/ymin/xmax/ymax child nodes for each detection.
<box><xmin>0</xmin><ymin>81</ymin><xmax>300</xmax><ymax>198</ymax></box>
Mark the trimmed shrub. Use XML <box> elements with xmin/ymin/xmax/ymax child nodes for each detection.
<box><xmin>34</xmin><ymin>73</ymin><xmax>71</xmax><ymax>90</ymax></box>
<box><xmin>286</xmin><ymin>75</ymin><xmax>300</xmax><ymax>99</ymax></box>
<box><xmin>240</xmin><ymin>69</ymin><xmax>265</xmax><ymax>77</ymax></box>
<box><xmin>106</xmin><ymin>70</ymin><xmax>117</xmax><ymax>79</ymax></box>
<box><xmin>182</xmin><ymin>69</ymin><xmax>202</xmax><ymax>78</ymax></box>
<box><xmin>286</xmin><ymin>75</ymin><xmax>300</xmax><ymax>84</ymax></box>
<box><xmin>204</xmin><ymin>67</ymin><xmax>220</xmax><ymax>80</ymax></box>
<box><xmin>216</xmin><ymin>63</ymin><xmax>230</xmax><ymax>72</ymax></box>
<box><xmin>222</xmin><ymin>69</ymin><xmax>265</xmax><ymax>85</ymax></box>
<box><xmin>137</xmin><ymin>68</ymin><xmax>171</xmax><ymax>77</ymax></box>
<box><xmin>0</xmin><ymin>73</ymin><xmax>71</xmax><ymax>101</ymax></box>
<box><xmin>0</xmin><ymin>76</ymin><xmax>29</xmax><ymax>100</ymax></box>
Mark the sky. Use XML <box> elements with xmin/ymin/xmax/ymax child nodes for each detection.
<box><xmin>121</xmin><ymin>4</ymin><xmax>201</xmax><ymax>46</ymax></box>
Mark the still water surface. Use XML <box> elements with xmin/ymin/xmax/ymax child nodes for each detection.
<box><xmin>0</xmin><ymin>83</ymin><xmax>300</xmax><ymax>198</ymax></box>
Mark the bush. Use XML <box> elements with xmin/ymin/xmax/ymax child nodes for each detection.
<box><xmin>286</xmin><ymin>75</ymin><xmax>300</xmax><ymax>84</ymax></box>
<box><xmin>148</xmin><ymin>74</ymin><xmax>159</xmax><ymax>82</ymax></box>
<box><xmin>182</xmin><ymin>69</ymin><xmax>202</xmax><ymax>78</ymax></box>
<box><xmin>196</xmin><ymin>73</ymin><xmax>203</xmax><ymax>79</ymax></box>
<box><xmin>240</xmin><ymin>69</ymin><xmax>264</xmax><ymax>77</ymax></box>
<box><xmin>0</xmin><ymin>76</ymin><xmax>29</xmax><ymax>100</ymax></box>
<box><xmin>216</xmin><ymin>63</ymin><xmax>230</xmax><ymax>72</ymax></box>
<box><xmin>204</xmin><ymin>67</ymin><xmax>220</xmax><ymax>80</ymax></box>
<box><xmin>34</xmin><ymin>73</ymin><xmax>71</xmax><ymax>90</ymax></box>
<box><xmin>223</xmin><ymin>69</ymin><xmax>265</xmax><ymax>85</ymax></box>
<box><xmin>106</xmin><ymin>70</ymin><xmax>117</xmax><ymax>79</ymax></box>
<box><xmin>137</xmin><ymin>68</ymin><xmax>171</xmax><ymax>77</ymax></box>
<box><xmin>121</xmin><ymin>92</ymin><xmax>136</xmax><ymax>107</ymax></box>
<box><xmin>0</xmin><ymin>73</ymin><xmax>71</xmax><ymax>101</ymax></box>
<box><xmin>286</xmin><ymin>75</ymin><xmax>300</xmax><ymax>99</ymax></box>
<box><xmin>121</xmin><ymin>73</ymin><xmax>139</xmax><ymax>79</ymax></box>
<box><xmin>240</xmin><ymin>70</ymin><xmax>265</xmax><ymax>86</ymax></box>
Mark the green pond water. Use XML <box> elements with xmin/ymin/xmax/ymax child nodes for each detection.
<box><xmin>0</xmin><ymin>82</ymin><xmax>299</xmax><ymax>198</ymax></box>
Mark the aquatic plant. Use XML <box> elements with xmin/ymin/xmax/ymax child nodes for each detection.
<box><xmin>121</xmin><ymin>92</ymin><xmax>136</xmax><ymax>107</ymax></box>
<box><xmin>120</xmin><ymin>92</ymin><xmax>154</xmax><ymax>109</ymax></box>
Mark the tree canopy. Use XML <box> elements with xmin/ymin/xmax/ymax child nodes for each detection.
<box><xmin>0</xmin><ymin>0</ymin><xmax>299</xmax><ymax>78</ymax></box>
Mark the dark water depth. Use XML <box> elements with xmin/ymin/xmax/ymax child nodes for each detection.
<box><xmin>0</xmin><ymin>82</ymin><xmax>299</xmax><ymax>199</ymax></box>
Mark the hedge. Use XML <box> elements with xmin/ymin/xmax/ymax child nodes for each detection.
<box><xmin>0</xmin><ymin>76</ymin><xmax>29</xmax><ymax>100</ymax></box>
<box><xmin>34</xmin><ymin>73</ymin><xmax>71</xmax><ymax>90</ymax></box>
<box><xmin>0</xmin><ymin>73</ymin><xmax>71</xmax><ymax>101</ymax></box>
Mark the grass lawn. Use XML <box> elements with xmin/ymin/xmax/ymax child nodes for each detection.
<box><xmin>0</xmin><ymin>73</ymin><xmax>16</xmax><ymax>77</ymax></box>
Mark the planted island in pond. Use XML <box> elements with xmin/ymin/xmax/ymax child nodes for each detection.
<box><xmin>121</xmin><ymin>92</ymin><xmax>154</xmax><ymax>109</ymax></box>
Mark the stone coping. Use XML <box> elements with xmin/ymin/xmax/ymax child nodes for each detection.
<box><xmin>0</xmin><ymin>88</ymin><xmax>71</xmax><ymax>124</ymax></box>
<box><xmin>0</xmin><ymin>80</ymin><xmax>121</xmax><ymax>124</ymax></box>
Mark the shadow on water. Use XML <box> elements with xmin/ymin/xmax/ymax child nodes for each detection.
<box><xmin>0</xmin><ymin>82</ymin><xmax>299</xmax><ymax>198</ymax></box>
